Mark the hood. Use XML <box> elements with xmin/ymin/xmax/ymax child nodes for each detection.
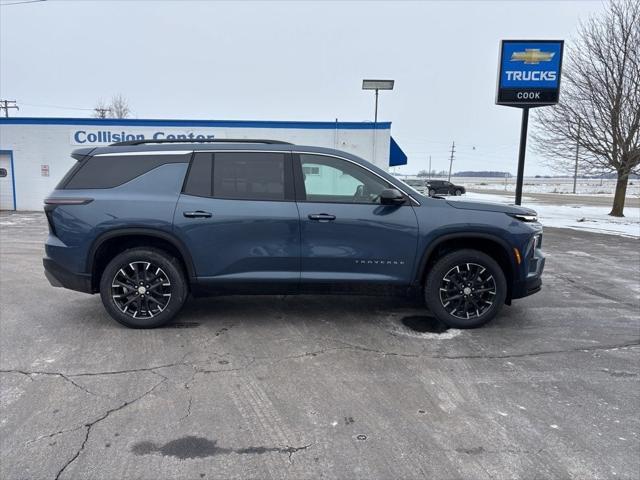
<box><xmin>446</xmin><ymin>199</ymin><xmax>537</xmax><ymax>216</ymax></box>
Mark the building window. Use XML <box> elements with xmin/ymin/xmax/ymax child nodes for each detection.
<box><xmin>302</xmin><ymin>166</ymin><xmax>320</xmax><ymax>176</ymax></box>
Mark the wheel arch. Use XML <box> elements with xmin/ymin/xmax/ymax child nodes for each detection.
<box><xmin>87</xmin><ymin>228</ymin><xmax>196</xmax><ymax>292</ymax></box>
<box><xmin>416</xmin><ymin>233</ymin><xmax>516</xmax><ymax>302</ymax></box>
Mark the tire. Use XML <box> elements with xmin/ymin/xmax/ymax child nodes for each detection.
<box><xmin>99</xmin><ymin>247</ymin><xmax>188</xmax><ymax>328</ymax></box>
<box><xmin>454</xmin><ymin>189</ymin><xmax>463</xmax><ymax>196</ymax></box>
<box><xmin>429</xmin><ymin>189</ymin><xmax>436</xmax><ymax>197</ymax></box>
<box><xmin>425</xmin><ymin>249</ymin><xmax>507</xmax><ymax>329</ymax></box>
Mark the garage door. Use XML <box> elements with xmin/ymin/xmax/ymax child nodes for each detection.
<box><xmin>0</xmin><ymin>152</ymin><xmax>15</xmax><ymax>210</ymax></box>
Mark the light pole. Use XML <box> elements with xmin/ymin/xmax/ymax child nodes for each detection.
<box><xmin>362</xmin><ymin>79</ymin><xmax>394</xmax><ymax>164</ymax></box>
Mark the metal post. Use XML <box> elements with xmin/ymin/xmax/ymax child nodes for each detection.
<box><xmin>514</xmin><ymin>107</ymin><xmax>530</xmax><ymax>205</ymax></box>
<box><xmin>572</xmin><ymin>118</ymin><xmax>581</xmax><ymax>194</ymax></box>
<box><xmin>371</xmin><ymin>89</ymin><xmax>378</xmax><ymax>165</ymax></box>
<box><xmin>374</xmin><ymin>89</ymin><xmax>379</xmax><ymax>124</ymax></box>
<box><xmin>428</xmin><ymin>155</ymin><xmax>431</xmax><ymax>180</ymax></box>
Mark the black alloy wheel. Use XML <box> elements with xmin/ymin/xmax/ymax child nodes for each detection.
<box><xmin>439</xmin><ymin>263</ymin><xmax>496</xmax><ymax>320</ymax></box>
<box><xmin>100</xmin><ymin>247</ymin><xmax>188</xmax><ymax>328</ymax></box>
<box><xmin>425</xmin><ymin>249</ymin><xmax>506</xmax><ymax>328</ymax></box>
<box><xmin>111</xmin><ymin>261</ymin><xmax>172</xmax><ymax>319</ymax></box>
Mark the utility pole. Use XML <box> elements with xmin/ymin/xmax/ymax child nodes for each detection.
<box><xmin>93</xmin><ymin>107</ymin><xmax>111</xmax><ymax>119</ymax></box>
<box><xmin>572</xmin><ymin>118</ymin><xmax>581</xmax><ymax>194</ymax></box>
<box><xmin>448</xmin><ymin>141</ymin><xmax>455</xmax><ymax>182</ymax></box>
<box><xmin>0</xmin><ymin>100</ymin><xmax>19</xmax><ymax>117</ymax></box>
<box><xmin>428</xmin><ymin>155</ymin><xmax>432</xmax><ymax>180</ymax></box>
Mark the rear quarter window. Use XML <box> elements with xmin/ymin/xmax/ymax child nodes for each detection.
<box><xmin>63</xmin><ymin>154</ymin><xmax>189</xmax><ymax>189</ymax></box>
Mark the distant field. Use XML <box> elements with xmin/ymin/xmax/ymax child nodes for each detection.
<box><xmin>454</xmin><ymin>177</ymin><xmax>640</xmax><ymax>197</ymax></box>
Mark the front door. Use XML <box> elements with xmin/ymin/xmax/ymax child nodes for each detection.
<box><xmin>173</xmin><ymin>151</ymin><xmax>300</xmax><ymax>291</ymax></box>
<box><xmin>295</xmin><ymin>153</ymin><xmax>419</xmax><ymax>286</ymax></box>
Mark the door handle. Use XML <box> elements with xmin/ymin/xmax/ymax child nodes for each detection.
<box><xmin>308</xmin><ymin>213</ymin><xmax>336</xmax><ymax>222</ymax></box>
<box><xmin>183</xmin><ymin>210</ymin><xmax>212</xmax><ymax>218</ymax></box>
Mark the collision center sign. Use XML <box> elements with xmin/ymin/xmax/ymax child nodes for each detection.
<box><xmin>496</xmin><ymin>40</ymin><xmax>564</xmax><ymax>106</ymax></box>
<box><xmin>70</xmin><ymin>129</ymin><xmax>218</xmax><ymax>145</ymax></box>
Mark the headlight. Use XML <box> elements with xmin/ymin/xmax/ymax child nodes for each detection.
<box><xmin>533</xmin><ymin>234</ymin><xmax>542</xmax><ymax>249</ymax></box>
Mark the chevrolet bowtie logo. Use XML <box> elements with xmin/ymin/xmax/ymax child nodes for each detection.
<box><xmin>511</xmin><ymin>49</ymin><xmax>555</xmax><ymax>64</ymax></box>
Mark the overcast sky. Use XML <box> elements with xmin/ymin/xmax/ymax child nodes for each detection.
<box><xmin>1</xmin><ymin>0</ymin><xmax>605</xmax><ymax>175</ymax></box>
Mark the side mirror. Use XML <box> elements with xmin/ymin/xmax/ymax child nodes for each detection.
<box><xmin>379</xmin><ymin>188</ymin><xmax>406</xmax><ymax>205</ymax></box>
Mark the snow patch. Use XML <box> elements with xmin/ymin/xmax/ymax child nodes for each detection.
<box><xmin>449</xmin><ymin>192</ymin><xmax>640</xmax><ymax>238</ymax></box>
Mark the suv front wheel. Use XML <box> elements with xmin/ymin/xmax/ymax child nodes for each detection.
<box><xmin>99</xmin><ymin>247</ymin><xmax>188</xmax><ymax>328</ymax></box>
<box><xmin>425</xmin><ymin>249</ymin><xmax>506</xmax><ymax>328</ymax></box>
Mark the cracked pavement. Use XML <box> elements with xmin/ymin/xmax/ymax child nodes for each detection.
<box><xmin>1</xmin><ymin>212</ymin><xmax>639</xmax><ymax>479</ymax></box>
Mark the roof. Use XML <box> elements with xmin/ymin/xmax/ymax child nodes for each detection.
<box><xmin>0</xmin><ymin>117</ymin><xmax>391</xmax><ymax>130</ymax></box>
<box><xmin>75</xmin><ymin>142</ymin><xmax>367</xmax><ymax>158</ymax></box>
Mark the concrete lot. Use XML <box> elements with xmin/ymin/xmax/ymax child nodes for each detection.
<box><xmin>1</xmin><ymin>212</ymin><xmax>639</xmax><ymax>480</ymax></box>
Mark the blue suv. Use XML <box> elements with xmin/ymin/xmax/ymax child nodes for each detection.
<box><xmin>43</xmin><ymin>139</ymin><xmax>544</xmax><ymax>329</ymax></box>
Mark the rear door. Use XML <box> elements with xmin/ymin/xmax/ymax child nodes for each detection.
<box><xmin>172</xmin><ymin>150</ymin><xmax>300</xmax><ymax>290</ymax></box>
<box><xmin>294</xmin><ymin>153</ymin><xmax>419</xmax><ymax>286</ymax></box>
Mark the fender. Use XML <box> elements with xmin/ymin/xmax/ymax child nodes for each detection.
<box><xmin>414</xmin><ymin>232</ymin><xmax>515</xmax><ymax>284</ymax></box>
<box><xmin>86</xmin><ymin>227</ymin><xmax>196</xmax><ymax>279</ymax></box>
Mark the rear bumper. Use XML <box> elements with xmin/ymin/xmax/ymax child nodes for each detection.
<box><xmin>43</xmin><ymin>257</ymin><xmax>93</xmax><ymax>294</ymax></box>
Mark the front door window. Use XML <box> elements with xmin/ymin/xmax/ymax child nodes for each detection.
<box><xmin>300</xmin><ymin>154</ymin><xmax>391</xmax><ymax>204</ymax></box>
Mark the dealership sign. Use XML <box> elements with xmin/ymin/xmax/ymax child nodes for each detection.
<box><xmin>70</xmin><ymin>129</ymin><xmax>217</xmax><ymax>145</ymax></box>
<box><xmin>496</xmin><ymin>40</ymin><xmax>564</xmax><ymax>106</ymax></box>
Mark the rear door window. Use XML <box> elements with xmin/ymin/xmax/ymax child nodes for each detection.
<box><xmin>64</xmin><ymin>154</ymin><xmax>189</xmax><ymax>189</ymax></box>
<box><xmin>213</xmin><ymin>152</ymin><xmax>289</xmax><ymax>201</ymax></box>
<box><xmin>183</xmin><ymin>153</ymin><xmax>213</xmax><ymax>197</ymax></box>
<box><xmin>182</xmin><ymin>152</ymin><xmax>293</xmax><ymax>201</ymax></box>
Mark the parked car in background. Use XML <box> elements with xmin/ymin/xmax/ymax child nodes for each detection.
<box><xmin>43</xmin><ymin>139</ymin><xmax>543</xmax><ymax>330</ymax></box>
<box><xmin>427</xmin><ymin>180</ymin><xmax>466</xmax><ymax>196</ymax></box>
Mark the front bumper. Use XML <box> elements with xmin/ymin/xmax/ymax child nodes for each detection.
<box><xmin>511</xmin><ymin>247</ymin><xmax>545</xmax><ymax>300</ymax></box>
<box><xmin>43</xmin><ymin>257</ymin><xmax>93</xmax><ymax>294</ymax></box>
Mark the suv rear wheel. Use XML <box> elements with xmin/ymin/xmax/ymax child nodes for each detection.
<box><xmin>425</xmin><ymin>249</ymin><xmax>506</xmax><ymax>328</ymax></box>
<box><xmin>99</xmin><ymin>247</ymin><xmax>188</xmax><ymax>328</ymax></box>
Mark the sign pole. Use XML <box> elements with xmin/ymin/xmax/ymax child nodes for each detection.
<box><xmin>514</xmin><ymin>107</ymin><xmax>529</xmax><ymax>206</ymax></box>
<box><xmin>496</xmin><ymin>40</ymin><xmax>564</xmax><ymax>205</ymax></box>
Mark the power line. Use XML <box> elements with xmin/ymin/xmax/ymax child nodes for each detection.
<box><xmin>19</xmin><ymin>101</ymin><xmax>94</xmax><ymax>111</ymax></box>
<box><xmin>0</xmin><ymin>0</ymin><xmax>46</xmax><ymax>6</ymax></box>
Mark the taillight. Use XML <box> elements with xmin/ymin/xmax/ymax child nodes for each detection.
<box><xmin>44</xmin><ymin>198</ymin><xmax>93</xmax><ymax>206</ymax></box>
<box><xmin>44</xmin><ymin>208</ymin><xmax>57</xmax><ymax>236</ymax></box>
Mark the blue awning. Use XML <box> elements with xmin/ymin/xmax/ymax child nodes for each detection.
<box><xmin>389</xmin><ymin>136</ymin><xmax>407</xmax><ymax>166</ymax></box>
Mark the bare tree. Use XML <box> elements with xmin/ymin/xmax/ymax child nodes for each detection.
<box><xmin>93</xmin><ymin>94</ymin><xmax>131</xmax><ymax>119</ymax></box>
<box><xmin>108</xmin><ymin>94</ymin><xmax>131</xmax><ymax>119</ymax></box>
<box><xmin>533</xmin><ymin>0</ymin><xmax>640</xmax><ymax>217</ymax></box>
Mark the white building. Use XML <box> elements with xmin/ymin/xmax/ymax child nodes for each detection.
<box><xmin>0</xmin><ymin>117</ymin><xmax>407</xmax><ymax>211</ymax></box>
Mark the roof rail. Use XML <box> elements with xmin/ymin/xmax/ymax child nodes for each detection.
<box><xmin>109</xmin><ymin>138</ymin><xmax>293</xmax><ymax>146</ymax></box>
